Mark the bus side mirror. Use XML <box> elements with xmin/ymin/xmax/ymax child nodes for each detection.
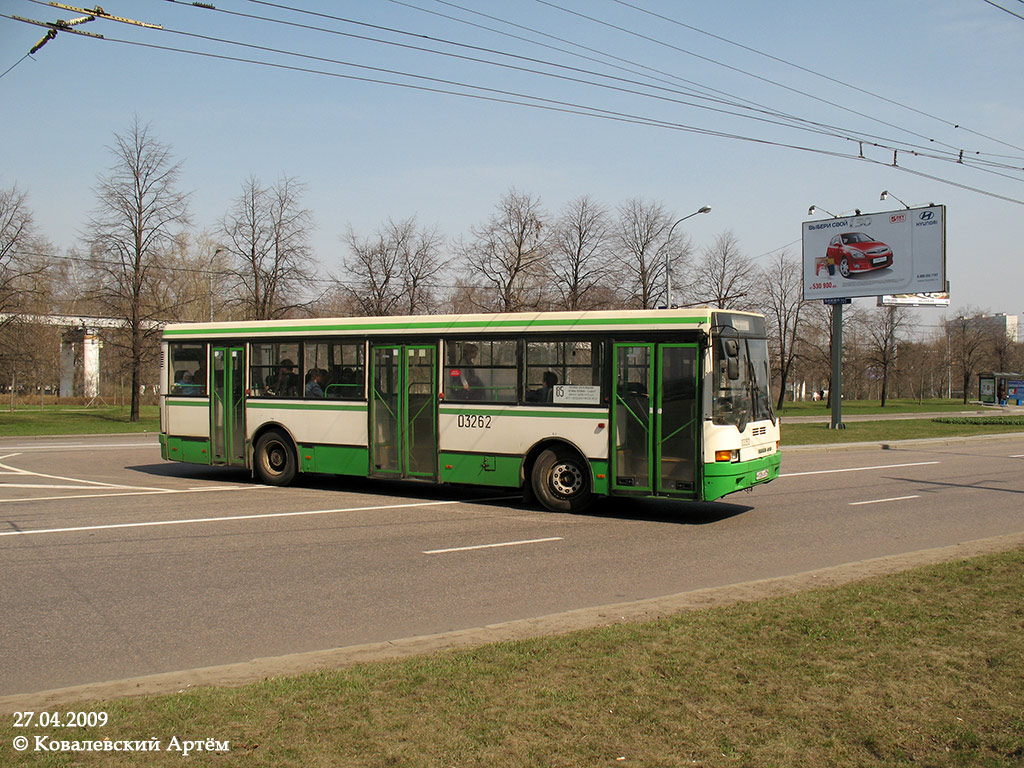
<box><xmin>723</xmin><ymin>339</ymin><xmax>740</xmax><ymax>380</ymax></box>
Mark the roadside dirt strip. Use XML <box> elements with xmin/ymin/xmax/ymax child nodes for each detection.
<box><xmin>4</xmin><ymin>529</ymin><xmax>1023</xmax><ymax>713</ymax></box>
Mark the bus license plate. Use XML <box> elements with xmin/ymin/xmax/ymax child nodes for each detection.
<box><xmin>756</xmin><ymin>469</ymin><xmax>769</xmax><ymax>480</ymax></box>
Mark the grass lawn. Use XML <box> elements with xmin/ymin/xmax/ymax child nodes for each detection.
<box><xmin>778</xmin><ymin>398</ymin><xmax>986</xmax><ymax>416</ymax></box>
<box><xmin>3</xmin><ymin>548</ymin><xmax>1022</xmax><ymax>767</ymax></box>
<box><xmin>783</xmin><ymin>417</ymin><xmax>1024</xmax><ymax>446</ymax></box>
<box><xmin>0</xmin><ymin>405</ymin><xmax>160</xmax><ymax>436</ymax></box>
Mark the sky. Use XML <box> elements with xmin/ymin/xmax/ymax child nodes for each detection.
<box><xmin>2</xmin><ymin>0</ymin><xmax>1023</xmax><ymax>331</ymax></box>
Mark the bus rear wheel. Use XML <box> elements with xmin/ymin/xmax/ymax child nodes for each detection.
<box><xmin>254</xmin><ymin>429</ymin><xmax>297</xmax><ymax>486</ymax></box>
<box><xmin>531</xmin><ymin>447</ymin><xmax>593</xmax><ymax>513</ymax></box>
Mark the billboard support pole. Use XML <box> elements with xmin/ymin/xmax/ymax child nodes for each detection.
<box><xmin>830</xmin><ymin>303</ymin><xmax>845</xmax><ymax>429</ymax></box>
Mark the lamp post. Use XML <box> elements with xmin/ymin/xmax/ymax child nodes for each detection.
<box><xmin>209</xmin><ymin>248</ymin><xmax>223</xmax><ymax>322</ymax></box>
<box><xmin>880</xmin><ymin>190</ymin><xmax>910</xmax><ymax>209</ymax></box>
<box><xmin>808</xmin><ymin>205</ymin><xmax>861</xmax><ymax>218</ymax></box>
<box><xmin>665</xmin><ymin>205</ymin><xmax>711</xmax><ymax>308</ymax></box>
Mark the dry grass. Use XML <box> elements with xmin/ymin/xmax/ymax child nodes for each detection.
<box><xmin>4</xmin><ymin>549</ymin><xmax>1023</xmax><ymax>767</ymax></box>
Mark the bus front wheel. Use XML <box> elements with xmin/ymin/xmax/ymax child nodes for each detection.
<box><xmin>254</xmin><ymin>429</ymin><xmax>297</xmax><ymax>486</ymax></box>
<box><xmin>531</xmin><ymin>447</ymin><xmax>593</xmax><ymax>513</ymax></box>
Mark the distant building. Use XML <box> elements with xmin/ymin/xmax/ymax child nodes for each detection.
<box><xmin>973</xmin><ymin>314</ymin><xmax>1019</xmax><ymax>343</ymax></box>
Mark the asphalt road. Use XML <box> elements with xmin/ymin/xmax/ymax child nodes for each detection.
<box><xmin>1</xmin><ymin>432</ymin><xmax>1022</xmax><ymax>697</ymax></box>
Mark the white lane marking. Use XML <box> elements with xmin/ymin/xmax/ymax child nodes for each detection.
<box><xmin>0</xmin><ymin>498</ymin><xmax>467</xmax><ymax>538</ymax></box>
<box><xmin>0</xmin><ymin>442</ymin><xmax>157</xmax><ymax>451</ymax></box>
<box><xmin>424</xmin><ymin>537</ymin><xmax>563</xmax><ymax>555</ymax></box>
<box><xmin>849</xmin><ymin>495</ymin><xmax>921</xmax><ymax>506</ymax></box>
<box><xmin>0</xmin><ymin>486</ymin><xmax>264</xmax><ymax>505</ymax></box>
<box><xmin>783</xmin><ymin>461</ymin><xmax>939</xmax><ymax>478</ymax></box>
<box><xmin>1011</xmin><ymin>454</ymin><xmax>1024</xmax><ymax>459</ymax></box>
<box><xmin>0</xmin><ymin>455</ymin><xmax>168</xmax><ymax>491</ymax></box>
<box><xmin>0</xmin><ymin>483</ymin><xmax>106</xmax><ymax>490</ymax></box>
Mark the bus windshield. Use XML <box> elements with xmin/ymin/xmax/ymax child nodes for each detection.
<box><xmin>711</xmin><ymin>315</ymin><xmax>775</xmax><ymax>430</ymax></box>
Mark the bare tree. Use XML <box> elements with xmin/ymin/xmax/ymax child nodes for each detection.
<box><xmin>760</xmin><ymin>250</ymin><xmax>809</xmax><ymax>409</ymax></box>
<box><xmin>158</xmin><ymin>231</ymin><xmax>232</xmax><ymax>322</ymax></box>
<box><xmin>0</xmin><ymin>183</ymin><xmax>50</xmax><ymax>322</ymax></box>
<box><xmin>946</xmin><ymin>309</ymin><xmax>995</xmax><ymax>403</ymax></box>
<box><xmin>222</xmin><ymin>175</ymin><xmax>316</xmax><ymax>320</ymax></box>
<box><xmin>692</xmin><ymin>230</ymin><xmax>757</xmax><ymax>309</ymax></box>
<box><xmin>861</xmin><ymin>305</ymin><xmax>914</xmax><ymax>406</ymax></box>
<box><xmin>83</xmin><ymin>118</ymin><xmax>191</xmax><ymax>421</ymax></box>
<box><xmin>797</xmin><ymin>301</ymin><xmax>860</xmax><ymax>408</ymax></box>
<box><xmin>339</xmin><ymin>217</ymin><xmax>447</xmax><ymax>316</ymax></box>
<box><xmin>614</xmin><ymin>197</ymin><xmax>684</xmax><ymax>309</ymax></box>
<box><xmin>459</xmin><ymin>188</ymin><xmax>550</xmax><ymax>313</ymax></box>
<box><xmin>548</xmin><ymin>196</ymin><xmax>614</xmax><ymax>311</ymax></box>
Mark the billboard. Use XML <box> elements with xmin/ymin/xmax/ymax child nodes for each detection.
<box><xmin>878</xmin><ymin>291</ymin><xmax>951</xmax><ymax>307</ymax></box>
<box><xmin>802</xmin><ymin>205</ymin><xmax>945</xmax><ymax>301</ymax></box>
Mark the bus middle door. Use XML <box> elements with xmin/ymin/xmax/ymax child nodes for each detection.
<box><xmin>370</xmin><ymin>343</ymin><xmax>438</xmax><ymax>480</ymax></box>
<box><xmin>611</xmin><ymin>343</ymin><xmax>699</xmax><ymax>498</ymax></box>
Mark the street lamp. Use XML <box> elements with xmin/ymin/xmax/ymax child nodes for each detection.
<box><xmin>880</xmin><ymin>190</ymin><xmax>910</xmax><ymax>209</ymax></box>
<box><xmin>808</xmin><ymin>205</ymin><xmax>862</xmax><ymax>218</ymax></box>
<box><xmin>665</xmin><ymin>205</ymin><xmax>711</xmax><ymax>308</ymax></box>
<box><xmin>209</xmin><ymin>247</ymin><xmax>223</xmax><ymax>322</ymax></box>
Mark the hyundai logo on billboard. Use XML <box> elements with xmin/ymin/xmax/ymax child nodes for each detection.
<box><xmin>801</xmin><ymin>205</ymin><xmax>945</xmax><ymax>301</ymax></box>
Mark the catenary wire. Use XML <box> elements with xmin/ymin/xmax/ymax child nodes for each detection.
<box><xmin>609</xmin><ymin>0</ymin><xmax>1024</xmax><ymax>156</ymax></box>
<box><xmin>2</xmin><ymin>12</ymin><xmax>1021</xmax><ymax>205</ymax></box>
<box><xmin>532</xmin><ymin>0</ymin><xmax>1024</xmax><ymax>160</ymax></box>
<box><xmin>1</xmin><ymin>9</ymin><xmax>1021</xmax><ymax>202</ymax></box>
<box><xmin>149</xmin><ymin>5</ymin><xmax>1019</xmax><ymax>169</ymax></box>
<box><xmin>17</xmin><ymin>0</ymin><xmax>1021</xmax><ymax>175</ymax></box>
<box><xmin>203</xmin><ymin>0</ymin><xmax>1024</xmax><ymax>175</ymax></box>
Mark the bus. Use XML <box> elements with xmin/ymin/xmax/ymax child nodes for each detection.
<box><xmin>160</xmin><ymin>309</ymin><xmax>780</xmax><ymax>512</ymax></box>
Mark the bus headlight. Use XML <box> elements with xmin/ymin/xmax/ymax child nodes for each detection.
<box><xmin>715</xmin><ymin>449</ymin><xmax>739</xmax><ymax>463</ymax></box>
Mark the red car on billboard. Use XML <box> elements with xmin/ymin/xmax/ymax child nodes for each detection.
<box><xmin>816</xmin><ymin>232</ymin><xmax>893</xmax><ymax>277</ymax></box>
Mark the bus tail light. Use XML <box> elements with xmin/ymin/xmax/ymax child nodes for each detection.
<box><xmin>715</xmin><ymin>449</ymin><xmax>739</xmax><ymax>463</ymax></box>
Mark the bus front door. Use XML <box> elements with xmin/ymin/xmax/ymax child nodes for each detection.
<box><xmin>612</xmin><ymin>343</ymin><xmax>699</xmax><ymax>498</ymax></box>
<box><xmin>370</xmin><ymin>344</ymin><xmax>438</xmax><ymax>480</ymax></box>
<box><xmin>210</xmin><ymin>345</ymin><xmax>246</xmax><ymax>467</ymax></box>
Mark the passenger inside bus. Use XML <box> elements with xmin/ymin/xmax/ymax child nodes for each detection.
<box><xmin>304</xmin><ymin>368</ymin><xmax>327</xmax><ymax>398</ymax></box>
<box><xmin>527</xmin><ymin>371</ymin><xmax>558</xmax><ymax>402</ymax></box>
<box><xmin>266</xmin><ymin>360</ymin><xmax>299</xmax><ymax>397</ymax></box>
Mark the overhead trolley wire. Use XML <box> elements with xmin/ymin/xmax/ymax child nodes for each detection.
<box><xmin>610</xmin><ymin>0</ymin><xmax>1024</xmax><ymax>157</ymax></box>
<box><xmin>156</xmin><ymin>0</ymin><xmax>1024</xmax><ymax>179</ymax></box>
<box><xmin>3</xmin><ymin>4</ymin><xmax>1021</xmax><ymax>202</ymax></box>
<box><xmin>533</xmin><ymin>0</ymin><xmax>1024</xmax><ymax>161</ymax></box>
<box><xmin>147</xmin><ymin>0</ymin><xmax>1011</xmax><ymax>169</ymax></box>
<box><xmin>981</xmin><ymin>0</ymin><xmax>1024</xmax><ymax>21</ymax></box>
<box><xmin>376</xmin><ymin>0</ymin><xmax>1024</xmax><ymax>175</ymax></box>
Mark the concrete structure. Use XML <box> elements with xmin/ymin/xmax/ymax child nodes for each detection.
<box><xmin>1</xmin><ymin>314</ymin><xmax>163</xmax><ymax>398</ymax></box>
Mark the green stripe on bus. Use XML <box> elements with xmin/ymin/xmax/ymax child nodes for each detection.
<box><xmin>246</xmin><ymin>401</ymin><xmax>367</xmax><ymax>411</ymax></box>
<box><xmin>165</xmin><ymin>398</ymin><xmax>209</xmax><ymax>406</ymax></box>
<box><xmin>163</xmin><ymin>315</ymin><xmax>707</xmax><ymax>337</ymax></box>
<box><xmin>439</xmin><ymin>407</ymin><xmax>606</xmax><ymax>420</ymax></box>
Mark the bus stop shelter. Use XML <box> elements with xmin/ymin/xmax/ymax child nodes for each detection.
<box><xmin>978</xmin><ymin>372</ymin><xmax>1024</xmax><ymax>406</ymax></box>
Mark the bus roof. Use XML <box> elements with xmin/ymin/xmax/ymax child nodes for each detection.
<box><xmin>161</xmin><ymin>308</ymin><xmax>763</xmax><ymax>340</ymax></box>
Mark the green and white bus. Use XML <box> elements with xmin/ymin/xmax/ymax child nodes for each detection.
<box><xmin>160</xmin><ymin>309</ymin><xmax>779</xmax><ymax>511</ymax></box>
